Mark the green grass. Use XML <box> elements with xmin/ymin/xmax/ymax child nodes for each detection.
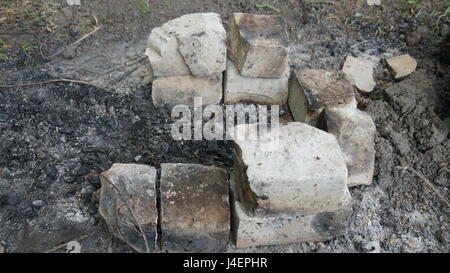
<box><xmin>22</xmin><ymin>43</ymin><xmax>38</xmax><ymax>52</ymax></box>
<box><xmin>0</xmin><ymin>39</ymin><xmax>8</xmax><ymax>61</ymax></box>
<box><xmin>131</xmin><ymin>0</ymin><xmax>152</xmax><ymax>14</ymax></box>
<box><xmin>444</xmin><ymin>117</ymin><xmax>450</xmax><ymax>129</ymax></box>
<box><xmin>256</xmin><ymin>3</ymin><xmax>280</xmax><ymax>13</ymax></box>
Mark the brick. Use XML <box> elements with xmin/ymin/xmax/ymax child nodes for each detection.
<box><xmin>145</xmin><ymin>13</ymin><xmax>227</xmax><ymax>77</ymax></box>
<box><xmin>288</xmin><ymin>69</ymin><xmax>356</xmax><ymax>126</ymax></box>
<box><xmin>230</xmin><ymin>122</ymin><xmax>350</xmax><ymax>216</ymax></box>
<box><xmin>151</xmin><ymin>74</ymin><xmax>222</xmax><ymax>107</ymax></box>
<box><xmin>99</xmin><ymin>164</ymin><xmax>157</xmax><ymax>252</ymax></box>
<box><xmin>386</xmin><ymin>54</ymin><xmax>417</xmax><ymax>79</ymax></box>
<box><xmin>160</xmin><ymin>163</ymin><xmax>230</xmax><ymax>252</ymax></box>
<box><xmin>231</xmin><ymin>191</ymin><xmax>352</xmax><ymax>248</ymax></box>
<box><xmin>227</xmin><ymin>13</ymin><xmax>288</xmax><ymax>78</ymax></box>
<box><xmin>324</xmin><ymin>106</ymin><xmax>376</xmax><ymax>186</ymax></box>
<box><xmin>224</xmin><ymin>58</ymin><xmax>289</xmax><ymax>105</ymax></box>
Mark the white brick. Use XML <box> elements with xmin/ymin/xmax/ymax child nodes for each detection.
<box><xmin>324</xmin><ymin>106</ymin><xmax>376</xmax><ymax>187</ymax></box>
<box><xmin>224</xmin><ymin>58</ymin><xmax>289</xmax><ymax>105</ymax></box>
<box><xmin>145</xmin><ymin>13</ymin><xmax>227</xmax><ymax>77</ymax></box>
<box><xmin>152</xmin><ymin>74</ymin><xmax>222</xmax><ymax>107</ymax></box>
<box><xmin>230</xmin><ymin>122</ymin><xmax>351</xmax><ymax>216</ymax></box>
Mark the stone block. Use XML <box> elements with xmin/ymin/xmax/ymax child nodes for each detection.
<box><xmin>227</xmin><ymin>13</ymin><xmax>288</xmax><ymax>78</ymax></box>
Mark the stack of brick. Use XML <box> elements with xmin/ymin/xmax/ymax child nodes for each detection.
<box><xmin>145</xmin><ymin>13</ymin><xmax>227</xmax><ymax>107</ymax></box>
<box><xmin>224</xmin><ymin>13</ymin><xmax>290</xmax><ymax>105</ymax></box>
<box><xmin>229</xmin><ymin>122</ymin><xmax>353</xmax><ymax>247</ymax></box>
<box><xmin>288</xmin><ymin>69</ymin><xmax>376</xmax><ymax>186</ymax></box>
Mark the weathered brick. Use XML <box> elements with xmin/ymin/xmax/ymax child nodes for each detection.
<box><xmin>288</xmin><ymin>69</ymin><xmax>356</xmax><ymax>126</ymax></box>
<box><xmin>227</xmin><ymin>13</ymin><xmax>288</xmax><ymax>78</ymax></box>
<box><xmin>145</xmin><ymin>13</ymin><xmax>227</xmax><ymax>77</ymax></box>
<box><xmin>99</xmin><ymin>164</ymin><xmax>157</xmax><ymax>253</ymax></box>
<box><xmin>324</xmin><ymin>106</ymin><xmax>376</xmax><ymax>186</ymax></box>
<box><xmin>160</xmin><ymin>163</ymin><xmax>230</xmax><ymax>252</ymax></box>
<box><xmin>224</xmin><ymin>58</ymin><xmax>289</xmax><ymax>105</ymax></box>
<box><xmin>231</xmin><ymin>190</ymin><xmax>352</xmax><ymax>248</ymax></box>
<box><xmin>230</xmin><ymin>122</ymin><xmax>350</xmax><ymax>216</ymax></box>
<box><xmin>151</xmin><ymin>74</ymin><xmax>222</xmax><ymax>107</ymax></box>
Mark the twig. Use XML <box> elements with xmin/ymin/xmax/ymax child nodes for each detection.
<box><xmin>99</xmin><ymin>56</ymin><xmax>148</xmax><ymax>78</ymax></box>
<box><xmin>397</xmin><ymin>166</ymin><xmax>450</xmax><ymax>209</ymax></box>
<box><xmin>350</xmin><ymin>40</ymin><xmax>368</xmax><ymax>48</ymax></box>
<box><xmin>43</xmin><ymin>25</ymin><xmax>103</xmax><ymax>59</ymax></box>
<box><xmin>100</xmin><ymin>174</ymin><xmax>151</xmax><ymax>253</ymax></box>
<box><xmin>44</xmin><ymin>234</ymin><xmax>91</xmax><ymax>253</ymax></box>
<box><xmin>0</xmin><ymin>78</ymin><xmax>112</xmax><ymax>93</ymax></box>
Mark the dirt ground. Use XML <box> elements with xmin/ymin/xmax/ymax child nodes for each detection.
<box><xmin>0</xmin><ymin>0</ymin><xmax>449</xmax><ymax>253</ymax></box>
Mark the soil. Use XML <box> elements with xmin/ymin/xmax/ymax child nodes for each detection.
<box><xmin>0</xmin><ymin>0</ymin><xmax>449</xmax><ymax>253</ymax></box>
